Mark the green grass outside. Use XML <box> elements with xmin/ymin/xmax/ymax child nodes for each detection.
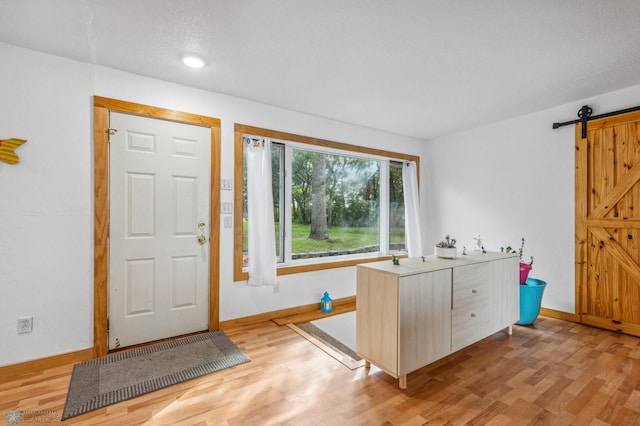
<box><xmin>243</xmin><ymin>219</ymin><xmax>404</xmax><ymax>253</ymax></box>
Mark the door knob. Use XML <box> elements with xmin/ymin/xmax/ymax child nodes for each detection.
<box><xmin>197</xmin><ymin>222</ymin><xmax>207</xmax><ymax>244</ymax></box>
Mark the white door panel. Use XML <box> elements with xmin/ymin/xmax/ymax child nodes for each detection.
<box><xmin>109</xmin><ymin>112</ymin><xmax>211</xmax><ymax>350</ymax></box>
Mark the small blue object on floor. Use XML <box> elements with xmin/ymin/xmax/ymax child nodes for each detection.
<box><xmin>517</xmin><ymin>277</ymin><xmax>547</xmax><ymax>325</ymax></box>
<box><xmin>320</xmin><ymin>291</ymin><xmax>333</xmax><ymax>312</ymax></box>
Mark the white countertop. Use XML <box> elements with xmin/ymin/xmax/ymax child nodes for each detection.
<box><xmin>357</xmin><ymin>251</ymin><xmax>518</xmax><ymax>277</ymax></box>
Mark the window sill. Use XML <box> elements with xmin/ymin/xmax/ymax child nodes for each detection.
<box><xmin>234</xmin><ymin>255</ymin><xmax>400</xmax><ymax>282</ymax></box>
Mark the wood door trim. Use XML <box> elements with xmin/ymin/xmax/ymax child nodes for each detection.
<box><xmin>93</xmin><ymin>96</ymin><xmax>221</xmax><ymax>358</ymax></box>
<box><xmin>94</xmin><ymin>104</ymin><xmax>109</xmax><ymax>357</ymax></box>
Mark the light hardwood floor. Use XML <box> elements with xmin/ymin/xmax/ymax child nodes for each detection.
<box><xmin>1</xmin><ymin>316</ymin><xmax>640</xmax><ymax>425</ymax></box>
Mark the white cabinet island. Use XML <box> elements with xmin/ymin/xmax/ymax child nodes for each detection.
<box><xmin>356</xmin><ymin>251</ymin><xmax>519</xmax><ymax>389</ymax></box>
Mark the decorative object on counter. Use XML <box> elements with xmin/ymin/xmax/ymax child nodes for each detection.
<box><xmin>320</xmin><ymin>291</ymin><xmax>333</xmax><ymax>313</ymax></box>
<box><xmin>462</xmin><ymin>246</ymin><xmax>467</xmax><ymax>255</ymax></box>
<box><xmin>517</xmin><ymin>278</ymin><xmax>547</xmax><ymax>325</ymax></box>
<box><xmin>392</xmin><ymin>255</ymin><xmax>400</xmax><ymax>265</ymax></box>
<box><xmin>473</xmin><ymin>235</ymin><xmax>483</xmax><ymax>251</ymax></box>
<box><xmin>435</xmin><ymin>235</ymin><xmax>457</xmax><ymax>259</ymax></box>
<box><xmin>501</xmin><ymin>237</ymin><xmax>534</xmax><ymax>284</ymax></box>
<box><xmin>0</xmin><ymin>138</ymin><xmax>26</xmax><ymax>165</ymax></box>
<box><xmin>482</xmin><ymin>246</ymin><xmax>486</xmax><ymax>254</ymax></box>
<box><xmin>421</xmin><ymin>256</ymin><xmax>426</xmax><ymax>262</ymax></box>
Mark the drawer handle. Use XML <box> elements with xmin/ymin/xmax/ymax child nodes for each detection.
<box><xmin>470</xmin><ymin>313</ymin><xmax>476</xmax><ymax>318</ymax></box>
<box><xmin>471</xmin><ymin>289</ymin><xmax>478</xmax><ymax>294</ymax></box>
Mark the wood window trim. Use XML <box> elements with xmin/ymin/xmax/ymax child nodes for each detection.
<box><xmin>93</xmin><ymin>96</ymin><xmax>221</xmax><ymax>358</ymax></box>
<box><xmin>233</xmin><ymin>123</ymin><xmax>419</xmax><ymax>282</ymax></box>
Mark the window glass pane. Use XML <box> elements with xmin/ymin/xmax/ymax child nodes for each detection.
<box><xmin>389</xmin><ymin>162</ymin><xmax>406</xmax><ymax>252</ymax></box>
<box><xmin>291</xmin><ymin>148</ymin><xmax>380</xmax><ymax>260</ymax></box>
<box><xmin>272</xmin><ymin>143</ymin><xmax>283</xmax><ymax>261</ymax></box>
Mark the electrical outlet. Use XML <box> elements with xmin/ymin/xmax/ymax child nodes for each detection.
<box><xmin>18</xmin><ymin>316</ymin><xmax>33</xmax><ymax>334</ymax></box>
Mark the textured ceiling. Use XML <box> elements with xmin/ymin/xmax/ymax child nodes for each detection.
<box><xmin>1</xmin><ymin>0</ymin><xmax>640</xmax><ymax>139</ymax></box>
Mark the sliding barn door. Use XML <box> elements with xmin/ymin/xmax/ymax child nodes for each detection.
<box><xmin>576</xmin><ymin>110</ymin><xmax>640</xmax><ymax>336</ymax></box>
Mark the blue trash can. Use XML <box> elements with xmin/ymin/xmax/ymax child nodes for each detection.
<box><xmin>516</xmin><ymin>277</ymin><xmax>546</xmax><ymax>325</ymax></box>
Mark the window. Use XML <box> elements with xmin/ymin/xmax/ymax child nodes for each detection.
<box><xmin>234</xmin><ymin>124</ymin><xmax>419</xmax><ymax>281</ymax></box>
<box><xmin>389</xmin><ymin>161</ymin><xmax>406</xmax><ymax>251</ymax></box>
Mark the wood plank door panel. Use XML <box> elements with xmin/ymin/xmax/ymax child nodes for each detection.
<box><xmin>576</xmin><ymin>110</ymin><xmax>640</xmax><ymax>335</ymax></box>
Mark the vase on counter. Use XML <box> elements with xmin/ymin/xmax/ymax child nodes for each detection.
<box><xmin>519</xmin><ymin>262</ymin><xmax>532</xmax><ymax>284</ymax></box>
<box><xmin>434</xmin><ymin>246</ymin><xmax>457</xmax><ymax>259</ymax></box>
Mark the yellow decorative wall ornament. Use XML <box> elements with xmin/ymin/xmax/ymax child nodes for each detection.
<box><xmin>0</xmin><ymin>138</ymin><xmax>26</xmax><ymax>165</ymax></box>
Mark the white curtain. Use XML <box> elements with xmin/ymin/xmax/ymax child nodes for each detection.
<box><xmin>245</xmin><ymin>136</ymin><xmax>277</xmax><ymax>286</ymax></box>
<box><xmin>402</xmin><ymin>161</ymin><xmax>423</xmax><ymax>257</ymax></box>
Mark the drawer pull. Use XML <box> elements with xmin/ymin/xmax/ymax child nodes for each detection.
<box><xmin>470</xmin><ymin>313</ymin><xmax>476</xmax><ymax>318</ymax></box>
<box><xmin>471</xmin><ymin>289</ymin><xmax>478</xmax><ymax>293</ymax></box>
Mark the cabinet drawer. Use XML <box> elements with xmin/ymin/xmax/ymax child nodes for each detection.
<box><xmin>451</xmin><ymin>262</ymin><xmax>494</xmax><ymax>351</ymax></box>
<box><xmin>451</xmin><ymin>305</ymin><xmax>493</xmax><ymax>351</ymax></box>
<box><xmin>452</xmin><ymin>282</ymin><xmax>491</xmax><ymax>310</ymax></box>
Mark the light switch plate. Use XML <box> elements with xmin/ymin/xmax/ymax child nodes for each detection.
<box><xmin>221</xmin><ymin>178</ymin><xmax>233</xmax><ymax>190</ymax></box>
<box><xmin>224</xmin><ymin>215</ymin><xmax>232</xmax><ymax>228</ymax></box>
<box><xmin>221</xmin><ymin>202</ymin><xmax>233</xmax><ymax>214</ymax></box>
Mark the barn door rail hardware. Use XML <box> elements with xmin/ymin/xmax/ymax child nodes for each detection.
<box><xmin>553</xmin><ymin>104</ymin><xmax>640</xmax><ymax>139</ymax></box>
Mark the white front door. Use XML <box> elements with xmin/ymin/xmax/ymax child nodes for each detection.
<box><xmin>108</xmin><ymin>112</ymin><xmax>211</xmax><ymax>350</ymax></box>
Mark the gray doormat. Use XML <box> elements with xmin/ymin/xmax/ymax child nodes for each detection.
<box><xmin>62</xmin><ymin>331</ymin><xmax>249</xmax><ymax>420</ymax></box>
<box><xmin>288</xmin><ymin>321</ymin><xmax>364</xmax><ymax>370</ymax></box>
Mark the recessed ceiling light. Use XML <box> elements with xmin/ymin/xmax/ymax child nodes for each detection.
<box><xmin>182</xmin><ymin>55</ymin><xmax>205</xmax><ymax>68</ymax></box>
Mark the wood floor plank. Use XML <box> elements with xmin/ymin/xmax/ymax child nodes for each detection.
<box><xmin>3</xmin><ymin>316</ymin><xmax>640</xmax><ymax>424</ymax></box>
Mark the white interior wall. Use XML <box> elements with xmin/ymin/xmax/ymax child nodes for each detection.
<box><xmin>5</xmin><ymin>38</ymin><xmax>640</xmax><ymax>368</ymax></box>
<box><xmin>0</xmin><ymin>43</ymin><xmax>95</xmax><ymax>367</ymax></box>
<box><xmin>423</xmin><ymin>82</ymin><xmax>640</xmax><ymax>314</ymax></box>
<box><xmin>0</xmin><ymin>42</ymin><xmax>422</xmax><ymax>367</ymax></box>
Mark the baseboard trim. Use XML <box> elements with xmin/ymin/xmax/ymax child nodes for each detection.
<box><xmin>540</xmin><ymin>307</ymin><xmax>579</xmax><ymax>323</ymax></box>
<box><xmin>220</xmin><ymin>295</ymin><xmax>356</xmax><ymax>329</ymax></box>
<box><xmin>0</xmin><ymin>347</ymin><xmax>93</xmax><ymax>383</ymax></box>
<box><xmin>1</xmin><ymin>298</ymin><xmax>357</xmax><ymax>380</ymax></box>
